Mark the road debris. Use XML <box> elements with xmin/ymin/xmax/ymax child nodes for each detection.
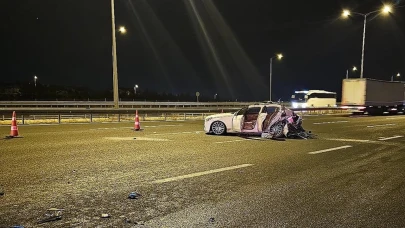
<box><xmin>101</xmin><ymin>213</ymin><xmax>110</xmax><ymax>218</ymax></box>
<box><xmin>128</xmin><ymin>192</ymin><xmax>142</xmax><ymax>199</ymax></box>
<box><xmin>37</xmin><ymin>208</ymin><xmax>64</xmax><ymax>224</ymax></box>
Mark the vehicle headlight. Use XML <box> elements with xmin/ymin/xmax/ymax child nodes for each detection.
<box><xmin>292</xmin><ymin>102</ymin><xmax>298</xmax><ymax>108</ymax></box>
<box><xmin>301</xmin><ymin>103</ymin><xmax>307</xmax><ymax>108</ymax></box>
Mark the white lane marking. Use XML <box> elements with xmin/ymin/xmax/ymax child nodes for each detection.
<box><xmin>90</xmin><ymin>128</ymin><xmax>119</xmax><ymax>130</ymax></box>
<box><xmin>104</xmin><ymin>137</ymin><xmax>170</xmax><ymax>141</ymax></box>
<box><xmin>367</xmin><ymin>124</ymin><xmax>396</xmax><ymax>128</ymax></box>
<box><xmin>313</xmin><ymin>121</ymin><xmax>349</xmax><ymax>125</ymax></box>
<box><xmin>129</xmin><ymin>125</ymin><xmax>183</xmax><ymax>128</ymax></box>
<box><xmin>151</xmin><ymin>164</ymin><xmax>253</xmax><ymax>184</ymax></box>
<box><xmin>378</xmin><ymin>136</ymin><xmax>404</xmax><ymax>141</ymax></box>
<box><xmin>308</xmin><ymin>145</ymin><xmax>352</xmax><ymax>155</ymax></box>
<box><xmin>151</xmin><ymin>131</ymin><xmax>204</xmax><ymax>136</ymax></box>
<box><xmin>215</xmin><ymin>139</ymin><xmax>246</xmax><ymax>144</ymax></box>
<box><xmin>160</xmin><ymin>125</ymin><xmax>183</xmax><ymax>127</ymax></box>
<box><xmin>325</xmin><ymin>138</ymin><xmax>371</xmax><ymax>143</ymax></box>
<box><xmin>386</xmin><ymin>116</ymin><xmax>405</xmax><ymax>119</ymax></box>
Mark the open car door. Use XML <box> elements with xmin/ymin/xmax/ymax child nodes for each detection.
<box><xmin>232</xmin><ymin>107</ymin><xmax>247</xmax><ymax>132</ymax></box>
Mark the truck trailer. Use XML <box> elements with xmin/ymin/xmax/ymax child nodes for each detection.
<box><xmin>341</xmin><ymin>78</ymin><xmax>405</xmax><ymax>115</ymax></box>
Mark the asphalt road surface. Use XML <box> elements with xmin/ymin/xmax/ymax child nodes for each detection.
<box><xmin>1</xmin><ymin>114</ymin><xmax>405</xmax><ymax>227</ymax></box>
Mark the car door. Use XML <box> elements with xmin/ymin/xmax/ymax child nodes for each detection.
<box><xmin>262</xmin><ymin>106</ymin><xmax>280</xmax><ymax>132</ymax></box>
<box><xmin>257</xmin><ymin>106</ymin><xmax>269</xmax><ymax>132</ymax></box>
<box><xmin>232</xmin><ymin>107</ymin><xmax>247</xmax><ymax>132</ymax></box>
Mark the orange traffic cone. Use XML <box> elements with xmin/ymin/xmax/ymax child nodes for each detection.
<box><xmin>6</xmin><ymin>111</ymin><xmax>22</xmax><ymax>139</ymax></box>
<box><xmin>133</xmin><ymin>110</ymin><xmax>141</xmax><ymax>131</ymax></box>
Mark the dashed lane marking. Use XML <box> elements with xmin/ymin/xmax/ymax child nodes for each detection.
<box><xmin>313</xmin><ymin>121</ymin><xmax>349</xmax><ymax>125</ymax></box>
<box><xmin>378</xmin><ymin>136</ymin><xmax>404</xmax><ymax>141</ymax></box>
<box><xmin>151</xmin><ymin>164</ymin><xmax>253</xmax><ymax>184</ymax></box>
<box><xmin>367</xmin><ymin>124</ymin><xmax>396</xmax><ymax>128</ymax></box>
<box><xmin>214</xmin><ymin>139</ymin><xmax>247</xmax><ymax>144</ymax></box>
<box><xmin>104</xmin><ymin>137</ymin><xmax>170</xmax><ymax>141</ymax></box>
<box><xmin>308</xmin><ymin>145</ymin><xmax>352</xmax><ymax>155</ymax></box>
<box><xmin>324</xmin><ymin>138</ymin><xmax>372</xmax><ymax>143</ymax></box>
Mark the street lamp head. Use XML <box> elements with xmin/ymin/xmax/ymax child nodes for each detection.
<box><xmin>382</xmin><ymin>5</ymin><xmax>392</xmax><ymax>14</ymax></box>
<box><xmin>342</xmin><ymin>9</ymin><xmax>351</xmax><ymax>18</ymax></box>
<box><xmin>34</xmin><ymin>75</ymin><xmax>38</xmax><ymax>80</ymax></box>
<box><xmin>277</xmin><ymin>53</ymin><xmax>283</xmax><ymax>60</ymax></box>
<box><xmin>119</xmin><ymin>26</ymin><xmax>127</xmax><ymax>34</ymax></box>
<box><xmin>352</xmin><ymin>66</ymin><xmax>357</xmax><ymax>71</ymax></box>
<box><xmin>135</xmin><ymin>84</ymin><xmax>139</xmax><ymax>88</ymax></box>
<box><xmin>397</xmin><ymin>73</ymin><xmax>401</xmax><ymax>77</ymax></box>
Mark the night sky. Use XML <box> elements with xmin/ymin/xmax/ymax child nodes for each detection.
<box><xmin>1</xmin><ymin>0</ymin><xmax>404</xmax><ymax>101</ymax></box>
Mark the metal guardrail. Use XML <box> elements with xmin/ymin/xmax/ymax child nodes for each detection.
<box><xmin>0</xmin><ymin>109</ymin><xmax>350</xmax><ymax>125</ymax></box>
<box><xmin>0</xmin><ymin>101</ymin><xmax>254</xmax><ymax>109</ymax></box>
<box><xmin>0</xmin><ymin>113</ymin><xmax>213</xmax><ymax>124</ymax></box>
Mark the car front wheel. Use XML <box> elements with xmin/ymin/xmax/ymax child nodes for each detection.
<box><xmin>269</xmin><ymin>121</ymin><xmax>285</xmax><ymax>138</ymax></box>
<box><xmin>211</xmin><ymin>121</ymin><xmax>226</xmax><ymax>135</ymax></box>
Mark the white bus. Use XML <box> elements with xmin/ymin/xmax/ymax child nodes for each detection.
<box><xmin>291</xmin><ymin>90</ymin><xmax>337</xmax><ymax>108</ymax></box>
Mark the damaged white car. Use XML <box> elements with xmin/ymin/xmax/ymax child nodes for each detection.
<box><xmin>204</xmin><ymin>103</ymin><xmax>312</xmax><ymax>139</ymax></box>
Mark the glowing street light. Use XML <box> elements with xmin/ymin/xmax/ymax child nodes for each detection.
<box><xmin>345</xmin><ymin>66</ymin><xmax>358</xmax><ymax>79</ymax></box>
<box><xmin>134</xmin><ymin>84</ymin><xmax>139</xmax><ymax>94</ymax></box>
<box><xmin>383</xmin><ymin>5</ymin><xmax>392</xmax><ymax>14</ymax></box>
<box><xmin>34</xmin><ymin>75</ymin><xmax>38</xmax><ymax>87</ymax></box>
<box><xmin>342</xmin><ymin>10</ymin><xmax>351</xmax><ymax>18</ymax></box>
<box><xmin>269</xmin><ymin>53</ymin><xmax>284</xmax><ymax>101</ymax></box>
<box><xmin>392</xmin><ymin>73</ymin><xmax>401</xmax><ymax>81</ymax></box>
<box><xmin>119</xmin><ymin>26</ymin><xmax>127</xmax><ymax>34</ymax></box>
<box><xmin>341</xmin><ymin>4</ymin><xmax>393</xmax><ymax>78</ymax></box>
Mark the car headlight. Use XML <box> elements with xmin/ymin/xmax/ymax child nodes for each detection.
<box><xmin>292</xmin><ymin>102</ymin><xmax>298</xmax><ymax>108</ymax></box>
<box><xmin>301</xmin><ymin>103</ymin><xmax>307</xmax><ymax>108</ymax></box>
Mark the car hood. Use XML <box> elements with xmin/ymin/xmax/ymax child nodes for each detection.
<box><xmin>205</xmin><ymin>113</ymin><xmax>234</xmax><ymax>120</ymax></box>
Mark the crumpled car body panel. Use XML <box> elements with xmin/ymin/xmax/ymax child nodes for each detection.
<box><xmin>261</xmin><ymin>108</ymin><xmax>313</xmax><ymax>139</ymax></box>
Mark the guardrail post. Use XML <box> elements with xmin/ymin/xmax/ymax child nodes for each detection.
<box><xmin>118</xmin><ymin>114</ymin><xmax>121</xmax><ymax>122</ymax></box>
<box><xmin>90</xmin><ymin>114</ymin><xmax>93</xmax><ymax>123</ymax></box>
<box><xmin>184</xmin><ymin>113</ymin><xmax>186</xmax><ymax>120</ymax></box>
<box><xmin>164</xmin><ymin>113</ymin><xmax>167</xmax><ymax>121</ymax></box>
<box><xmin>22</xmin><ymin>115</ymin><xmax>25</xmax><ymax>125</ymax></box>
<box><xmin>58</xmin><ymin>114</ymin><xmax>61</xmax><ymax>124</ymax></box>
<box><xmin>2</xmin><ymin>115</ymin><xmax>4</xmax><ymax>121</ymax></box>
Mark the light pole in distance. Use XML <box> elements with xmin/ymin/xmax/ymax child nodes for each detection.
<box><xmin>269</xmin><ymin>53</ymin><xmax>283</xmax><ymax>102</ymax></box>
<box><xmin>341</xmin><ymin>4</ymin><xmax>393</xmax><ymax>78</ymax></box>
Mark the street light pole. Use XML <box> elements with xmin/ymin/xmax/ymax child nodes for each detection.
<box><xmin>111</xmin><ymin>0</ymin><xmax>119</xmax><ymax>109</ymax></box>
<box><xmin>342</xmin><ymin>5</ymin><xmax>393</xmax><ymax>79</ymax></box>
<box><xmin>269</xmin><ymin>54</ymin><xmax>283</xmax><ymax>102</ymax></box>
<box><xmin>360</xmin><ymin>15</ymin><xmax>367</xmax><ymax>78</ymax></box>
<box><xmin>134</xmin><ymin>84</ymin><xmax>138</xmax><ymax>94</ymax></box>
<box><xmin>269</xmin><ymin>57</ymin><xmax>273</xmax><ymax>102</ymax></box>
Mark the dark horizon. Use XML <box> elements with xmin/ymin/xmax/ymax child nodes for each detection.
<box><xmin>1</xmin><ymin>0</ymin><xmax>404</xmax><ymax>101</ymax></box>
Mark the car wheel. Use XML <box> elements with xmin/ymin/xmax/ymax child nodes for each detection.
<box><xmin>269</xmin><ymin>121</ymin><xmax>285</xmax><ymax>138</ymax></box>
<box><xmin>211</xmin><ymin>121</ymin><xmax>226</xmax><ymax>135</ymax></box>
